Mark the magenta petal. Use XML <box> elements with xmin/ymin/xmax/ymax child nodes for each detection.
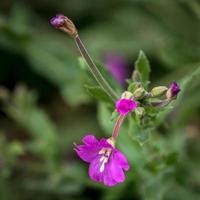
<box><xmin>99</xmin><ymin>138</ymin><xmax>113</xmax><ymax>148</ymax></box>
<box><xmin>82</xmin><ymin>134</ymin><xmax>98</xmax><ymax>145</ymax></box>
<box><xmin>116</xmin><ymin>99</ymin><xmax>137</xmax><ymax>115</ymax></box>
<box><xmin>89</xmin><ymin>156</ymin><xmax>103</xmax><ymax>183</ymax></box>
<box><xmin>170</xmin><ymin>81</ymin><xmax>181</xmax><ymax>97</ymax></box>
<box><xmin>75</xmin><ymin>144</ymin><xmax>99</xmax><ymax>163</ymax></box>
<box><xmin>75</xmin><ymin>135</ymin><xmax>100</xmax><ymax>162</ymax></box>
<box><xmin>114</xmin><ymin>150</ymin><xmax>130</xmax><ymax>171</ymax></box>
<box><xmin>103</xmin><ymin>168</ymin><xmax>118</xmax><ymax>186</ymax></box>
<box><xmin>103</xmin><ymin>156</ymin><xmax>125</xmax><ymax>186</ymax></box>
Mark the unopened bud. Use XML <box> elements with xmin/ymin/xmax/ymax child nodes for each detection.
<box><xmin>166</xmin><ymin>81</ymin><xmax>180</xmax><ymax>99</ymax></box>
<box><xmin>150</xmin><ymin>86</ymin><xmax>168</xmax><ymax>97</ymax></box>
<box><xmin>121</xmin><ymin>91</ymin><xmax>133</xmax><ymax>99</ymax></box>
<box><xmin>133</xmin><ymin>87</ymin><xmax>146</xmax><ymax>99</ymax></box>
<box><xmin>50</xmin><ymin>14</ymin><xmax>78</xmax><ymax>38</ymax></box>
<box><xmin>135</xmin><ymin>107</ymin><xmax>145</xmax><ymax>117</ymax></box>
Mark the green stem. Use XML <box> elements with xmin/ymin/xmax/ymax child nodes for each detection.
<box><xmin>75</xmin><ymin>35</ymin><xmax>119</xmax><ymax>101</ymax></box>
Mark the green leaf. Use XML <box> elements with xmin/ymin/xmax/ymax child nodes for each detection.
<box><xmin>135</xmin><ymin>50</ymin><xmax>151</xmax><ymax>88</ymax></box>
<box><xmin>128</xmin><ymin>81</ymin><xmax>138</xmax><ymax>93</ymax></box>
<box><xmin>165</xmin><ymin>152</ymin><xmax>178</xmax><ymax>166</ymax></box>
<box><xmin>85</xmin><ymin>85</ymin><xmax>113</xmax><ymax>104</ymax></box>
<box><xmin>110</xmin><ymin>109</ymin><xmax>119</xmax><ymax>121</ymax></box>
<box><xmin>97</xmin><ymin>103</ymin><xmax>115</xmax><ymax>134</ymax></box>
<box><xmin>3</xmin><ymin>86</ymin><xmax>59</xmax><ymax>160</ymax></box>
<box><xmin>128</xmin><ymin>117</ymin><xmax>151</xmax><ymax>146</ymax></box>
<box><xmin>78</xmin><ymin>57</ymin><xmax>88</xmax><ymax>70</ymax></box>
<box><xmin>178</xmin><ymin>66</ymin><xmax>200</xmax><ymax>101</ymax></box>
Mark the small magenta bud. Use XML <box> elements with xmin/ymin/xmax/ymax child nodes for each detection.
<box><xmin>166</xmin><ymin>81</ymin><xmax>180</xmax><ymax>99</ymax></box>
<box><xmin>50</xmin><ymin>14</ymin><xmax>65</xmax><ymax>28</ymax></box>
<box><xmin>50</xmin><ymin>14</ymin><xmax>78</xmax><ymax>38</ymax></box>
<box><xmin>150</xmin><ymin>86</ymin><xmax>168</xmax><ymax>97</ymax></box>
<box><xmin>116</xmin><ymin>98</ymin><xmax>137</xmax><ymax>115</ymax></box>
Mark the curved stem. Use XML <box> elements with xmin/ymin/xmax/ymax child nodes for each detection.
<box><xmin>74</xmin><ymin>35</ymin><xmax>119</xmax><ymax>102</ymax></box>
<box><xmin>112</xmin><ymin>114</ymin><xmax>126</xmax><ymax>140</ymax></box>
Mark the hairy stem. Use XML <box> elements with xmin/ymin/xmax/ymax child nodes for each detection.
<box><xmin>75</xmin><ymin>35</ymin><xmax>119</xmax><ymax>101</ymax></box>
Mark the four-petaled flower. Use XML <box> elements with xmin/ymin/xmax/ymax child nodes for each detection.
<box><xmin>74</xmin><ymin>134</ymin><xmax>130</xmax><ymax>186</ymax></box>
<box><xmin>116</xmin><ymin>98</ymin><xmax>137</xmax><ymax>115</ymax></box>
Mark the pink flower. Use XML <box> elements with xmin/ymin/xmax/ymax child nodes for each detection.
<box><xmin>74</xmin><ymin>135</ymin><xmax>130</xmax><ymax>186</ymax></box>
<box><xmin>116</xmin><ymin>98</ymin><xmax>137</xmax><ymax>115</ymax></box>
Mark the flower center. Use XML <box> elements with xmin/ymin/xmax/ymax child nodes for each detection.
<box><xmin>98</xmin><ymin>148</ymin><xmax>112</xmax><ymax>172</ymax></box>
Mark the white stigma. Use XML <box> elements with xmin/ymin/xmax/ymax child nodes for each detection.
<box><xmin>98</xmin><ymin>148</ymin><xmax>111</xmax><ymax>173</ymax></box>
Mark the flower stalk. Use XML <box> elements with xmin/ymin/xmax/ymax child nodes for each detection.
<box><xmin>50</xmin><ymin>14</ymin><xmax>119</xmax><ymax>101</ymax></box>
<box><xmin>74</xmin><ymin>36</ymin><xmax>119</xmax><ymax>101</ymax></box>
<box><xmin>112</xmin><ymin>114</ymin><xmax>126</xmax><ymax>140</ymax></box>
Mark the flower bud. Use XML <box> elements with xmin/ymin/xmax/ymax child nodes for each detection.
<box><xmin>121</xmin><ymin>91</ymin><xmax>133</xmax><ymax>99</ymax></box>
<box><xmin>50</xmin><ymin>14</ymin><xmax>78</xmax><ymax>38</ymax></box>
<box><xmin>50</xmin><ymin>14</ymin><xmax>65</xmax><ymax>28</ymax></box>
<box><xmin>150</xmin><ymin>86</ymin><xmax>168</xmax><ymax>97</ymax></box>
<box><xmin>166</xmin><ymin>81</ymin><xmax>180</xmax><ymax>99</ymax></box>
<box><xmin>133</xmin><ymin>87</ymin><xmax>146</xmax><ymax>99</ymax></box>
<box><xmin>116</xmin><ymin>98</ymin><xmax>137</xmax><ymax>115</ymax></box>
<box><xmin>135</xmin><ymin>107</ymin><xmax>145</xmax><ymax>118</ymax></box>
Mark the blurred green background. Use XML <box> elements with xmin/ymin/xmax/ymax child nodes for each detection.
<box><xmin>0</xmin><ymin>0</ymin><xmax>200</xmax><ymax>200</ymax></box>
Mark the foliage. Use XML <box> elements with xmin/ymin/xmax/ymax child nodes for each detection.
<box><xmin>0</xmin><ymin>0</ymin><xmax>200</xmax><ymax>200</ymax></box>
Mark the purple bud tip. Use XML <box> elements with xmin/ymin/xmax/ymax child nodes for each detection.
<box><xmin>116</xmin><ymin>98</ymin><xmax>137</xmax><ymax>115</ymax></box>
<box><xmin>50</xmin><ymin>14</ymin><xmax>65</xmax><ymax>28</ymax></box>
<box><xmin>170</xmin><ymin>81</ymin><xmax>181</xmax><ymax>97</ymax></box>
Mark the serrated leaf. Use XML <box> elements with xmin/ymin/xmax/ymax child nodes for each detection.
<box><xmin>135</xmin><ymin>50</ymin><xmax>151</xmax><ymax>88</ymax></box>
<box><xmin>85</xmin><ymin>85</ymin><xmax>113</xmax><ymax>104</ymax></box>
<box><xmin>128</xmin><ymin>118</ymin><xmax>151</xmax><ymax>146</ymax></box>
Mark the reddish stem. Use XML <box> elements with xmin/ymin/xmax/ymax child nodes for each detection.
<box><xmin>112</xmin><ymin>114</ymin><xmax>125</xmax><ymax>140</ymax></box>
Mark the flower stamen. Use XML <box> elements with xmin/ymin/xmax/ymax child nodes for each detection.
<box><xmin>99</xmin><ymin>148</ymin><xmax>112</xmax><ymax>172</ymax></box>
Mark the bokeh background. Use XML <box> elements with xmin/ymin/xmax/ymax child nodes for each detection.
<box><xmin>0</xmin><ymin>0</ymin><xmax>200</xmax><ymax>200</ymax></box>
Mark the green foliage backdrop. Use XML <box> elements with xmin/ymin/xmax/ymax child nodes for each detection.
<box><xmin>0</xmin><ymin>0</ymin><xmax>200</xmax><ymax>200</ymax></box>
